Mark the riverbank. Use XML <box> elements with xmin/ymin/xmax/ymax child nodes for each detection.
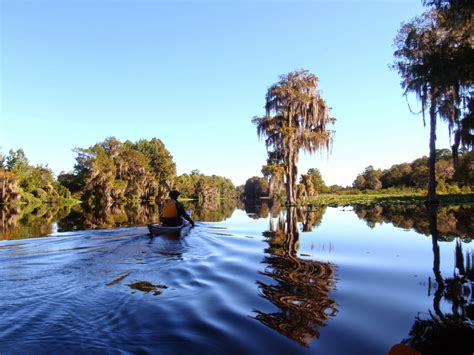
<box><xmin>304</xmin><ymin>193</ymin><xmax>474</xmax><ymax>207</ymax></box>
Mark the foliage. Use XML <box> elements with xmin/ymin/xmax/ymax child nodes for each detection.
<box><xmin>392</xmin><ymin>1</ymin><xmax>473</xmax><ymax>201</ymax></box>
<box><xmin>307</xmin><ymin>168</ymin><xmax>328</xmax><ymax>194</ymax></box>
<box><xmin>297</xmin><ymin>168</ymin><xmax>329</xmax><ymax>200</ymax></box>
<box><xmin>0</xmin><ymin>171</ymin><xmax>21</xmax><ymax>205</ymax></box>
<box><xmin>2</xmin><ymin>138</ymin><xmax>237</xmax><ymax>210</ymax></box>
<box><xmin>352</xmin><ymin>149</ymin><xmax>473</xmax><ymax>191</ymax></box>
<box><xmin>353</xmin><ymin>166</ymin><xmax>383</xmax><ymax>190</ymax></box>
<box><xmin>242</xmin><ymin>176</ymin><xmax>269</xmax><ymax>199</ymax></box>
<box><xmin>173</xmin><ymin>170</ymin><xmax>237</xmax><ymax>202</ymax></box>
<box><xmin>66</xmin><ymin>137</ymin><xmax>175</xmax><ymax>208</ymax></box>
<box><xmin>261</xmin><ymin>163</ymin><xmax>285</xmax><ymax>199</ymax></box>
<box><xmin>1</xmin><ymin>149</ymin><xmax>73</xmax><ymax>205</ymax></box>
<box><xmin>253</xmin><ymin>70</ymin><xmax>335</xmax><ymax>205</ymax></box>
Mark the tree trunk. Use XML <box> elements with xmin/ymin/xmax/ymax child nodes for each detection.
<box><xmin>285</xmin><ymin>109</ymin><xmax>296</xmax><ymax>206</ymax></box>
<box><xmin>1</xmin><ymin>177</ymin><xmax>5</xmax><ymax>204</ymax></box>
<box><xmin>290</xmin><ymin>147</ymin><xmax>298</xmax><ymax>206</ymax></box>
<box><xmin>285</xmin><ymin>141</ymin><xmax>294</xmax><ymax>206</ymax></box>
<box><xmin>451</xmin><ymin>130</ymin><xmax>460</xmax><ymax>169</ymax></box>
<box><xmin>285</xmin><ymin>144</ymin><xmax>298</xmax><ymax>206</ymax></box>
<box><xmin>427</xmin><ymin>95</ymin><xmax>438</xmax><ymax>204</ymax></box>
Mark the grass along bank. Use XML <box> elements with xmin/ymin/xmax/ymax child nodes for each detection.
<box><xmin>303</xmin><ymin>193</ymin><xmax>474</xmax><ymax>207</ymax></box>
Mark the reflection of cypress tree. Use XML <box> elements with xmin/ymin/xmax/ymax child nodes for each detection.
<box><xmin>396</xmin><ymin>204</ymin><xmax>474</xmax><ymax>355</ymax></box>
<box><xmin>255</xmin><ymin>207</ymin><xmax>337</xmax><ymax>347</ymax></box>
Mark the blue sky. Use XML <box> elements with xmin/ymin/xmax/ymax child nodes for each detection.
<box><xmin>1</xmin><ymin>0</ymin><xmax>452</xmax><ymax>186</ymax></box>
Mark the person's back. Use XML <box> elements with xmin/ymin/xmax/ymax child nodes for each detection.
<box><xmin>160</xmin><ymin>190</ymin><xmax>195</xmax><ymax>227</ymax></box>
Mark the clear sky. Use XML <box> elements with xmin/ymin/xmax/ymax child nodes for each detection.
<box><xmin>0</xmin><ymin>0</ymin><xmax>453</xmax><ymax>187</ymax></box>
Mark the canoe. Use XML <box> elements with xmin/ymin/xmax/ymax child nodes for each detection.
<box><xmin>147</xmin><ymin>219</ymin><xmax>191</xmax><ymax>236</ymax></box>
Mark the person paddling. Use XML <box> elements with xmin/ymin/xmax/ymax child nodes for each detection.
<box><xmin>160</xmin><ymin>187</ymin><xmax>195</xmax><ymax>228</ymax></box>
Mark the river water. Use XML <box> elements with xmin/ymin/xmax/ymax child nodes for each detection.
<box><xmin>0</xmin><ymin>203</ymin><xmax>473</xmax><ymax>354</ymax></box>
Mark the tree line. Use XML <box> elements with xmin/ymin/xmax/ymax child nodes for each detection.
<box><xmin>353</xmin><ymin>149</ymin><xmax>473</xmax><ymax>193</ymax></box>
<box><xmin>242</xmin><ymin>148</ymin><xmax>473</xmax><ymax>200</ymax></box>
<box><xmin>0</xmin><ymin>149</ymin><xmax>72</xmax><ymax>205</ymax></box>
<box><xmin>0</xmin><ymin>137</ymin><xmax>237</xmax><ymax>208</ymax></box>
<box><xmin>242</xmin><ymin>168</ymin><xmax>327</xmax><ymax>200</ymax></box>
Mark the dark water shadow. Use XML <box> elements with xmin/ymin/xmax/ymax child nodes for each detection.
<box><xmin>388</xmin><ymin>204</ymin><xmax>474</xmax><ymax>355</ymax></box>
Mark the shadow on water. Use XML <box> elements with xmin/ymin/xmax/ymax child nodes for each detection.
<box><xmin>353</xmin><ymin>205</ymin><xmax>474</xmax><ymax>353</ymax></box>
<box><xmin>396</xmin><ymin>204</ymin><xmax>474</xmax><ymax>355</ymax></box>
<box><xmin>255</xmin><ymin>206</ymin><xmax>338</xmax><ymax>347</ymax></box>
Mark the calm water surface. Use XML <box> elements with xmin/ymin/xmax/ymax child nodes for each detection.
<box><xmin>0</xmin><ymin>204</ymin><xmax>472</xmax><ymax>354</ymax></box>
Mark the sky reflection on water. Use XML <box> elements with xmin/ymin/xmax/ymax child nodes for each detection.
<box><xmin>0</xmin><ymin>204</ymin><xmax>472</xmax><ymax>354</ymax></box>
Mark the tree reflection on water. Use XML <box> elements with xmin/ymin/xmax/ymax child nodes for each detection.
<box><xmin>0</xmin><ymin>204</ymin><xmax>72</xmax><ymax>240</ymax></box>
<box><xmin>57</xmin><ymin>203</ymin><xmax>162</xmax><ymax>231</ymax></box>
<box><xmin>185</xmin><ymin>199</ymin><xmax>237</xmax><ymax>222</ymax></box>
<box><xmin>1</xmin><ymin>199</ymin><xmax>240</xmax><ymax>239</ymax></box>
<box><xmin>398</xmin><ymin>204</ymin><xmax>474</xmax><ymax>355</ymax></box>
<box><xmin>255</xmin><ymin>207</ymin><xmax>337</xmax><ymax>347</ymax></box>
<box><xmin>370</xmin><ymin>204</ymin><xmax>474</xmax><ymax>355</ymax></box>
<box><xmin>354</xmin><ymin>204</ymin><xmax>473</xmax><ymax>241</ymax></box>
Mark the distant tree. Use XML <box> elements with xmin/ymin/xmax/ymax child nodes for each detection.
<box><xmin>353</xmin><ymin>149</ymin><xmax>472</xmax><ymax>190</ymax></box>
<box><xmin>0</xmin><ymin>150</ymin><xmax>5</xmax><ymax>169</ymax></box>
<box><xmin>3</xmin><ymin>149</ymin><xmax>70</xmax><ymax>204</ymax></box>
<box><xmin>0</xmin><ymin>171</ymin><xmax>21</xmax><ymax>204</ymax></box>
<box><xmin>381</xmin><ymin>163</ymin><xmax>413</xmax><ymax>188</ymax></box>
<box><xmin>195</xmin><ymin>177</ymin><xmax>219</xmax><ymax>202</ymax></box>
<box><xmin>57</xmin><ymin>172</ymin><xmax>83</xmax><ymax>196</ymax></box>
<box><xmin>352</xmin><ymin>166</ymin><xmax>382</xmax><ymax>190</ymax></box>
<box><xmin>353</xmin><ymin>175</ymin><xmax>367</xmax><ymax>190</ymax></box>
<box><xmin>261</xmin><ymin>163</ymin><xmax>284</xmax><ymax>199</ymax></box>
<box><xmin>300</xmin><ymin>174</ymin><xmax>314</xmax><ymax>197</ymax></box>
<box><xmin>253</xmin><ymin>70</ymin><xmax>335</xmax><ymax>205</ymax></box>
<box><xmin>174</xmin><ymin>173</ymin><xmax>198</xmax><ymax>198</ymax></box>
<box><xmin>454</xmin><ymin>151</ymin><xmax>474</xmax><ymax>186</ymax></box>
<box><xmin>174</xmin><ymin>171</ymin><xmax>237</xmax><ymax>200</ymax></box>
<box><xmin>244</xmin><ymin>176</ymin><xmax>268</xmax><ymax>199</ymax></box>
<box><xmin>296</xmin><ymin>182</ymin><xmax>307</xmax><ymax>200</ymax></box>
<box><xmin>307</xmin><ymin>168</ymin><xmax>328</xmax><ymax>194</ymax></box>
<box><xmin>133</xmin><ymin>138</ymin><xmax>176</xmax><ymax>198</ymax></box>
<box><xmin>328</xmin><ymin>185</ymin><xmax>345</xmax><ymax>193</ymax></box>
<box><xmin>5</xmin><ymin>149</ymin><xmax>30</xmax><ymax>180</ymax></box>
